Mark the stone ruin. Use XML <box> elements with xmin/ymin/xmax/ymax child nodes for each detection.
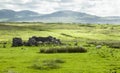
<box><xmin>12</xmin><ymin>36</ymin><xmax>61</xmax><ymax>47</ymax></box>
<box><xmin>12</xmin><ymin>38</ymin><xmax>23</xmax><ymax>47</ymax></box>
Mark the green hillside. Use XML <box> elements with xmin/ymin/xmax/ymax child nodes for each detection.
<box><xmin>0</xmin><ymin>22</ymin><xmax>120</xmax><ymax>73</ymax></box>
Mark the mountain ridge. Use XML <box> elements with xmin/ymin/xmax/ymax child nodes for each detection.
<box><xmin>0</xmin><ymin>9</ymin><xmax>120</xmax><ymax>24</ymax></box>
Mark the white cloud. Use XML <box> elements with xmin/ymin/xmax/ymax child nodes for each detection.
<box><xmin>84</xmin><ymin>0</ymin><xmax>120</xmax><ymax>16</ymax></box>
<box><xmin>0</xmin><ymin>0</ymin><xmax>120</xmax><ymax>16</ymax></box>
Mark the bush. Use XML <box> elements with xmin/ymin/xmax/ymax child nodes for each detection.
<box><xmin>31</xmin><ymin>59</ymin><xmax>65</xmax><ymax>70</ymax></box>
<box><xmin>53</xmin><ymin>59</ymin><xmax>65</xmax><ymax>63</ymax></box>
<box><xmin>87</xmin><ymin>40</ymin><xmax>120</xmax><ymax>49</ymax></box>
<box><xmin>40</xmin><ymin>46</ymin><xmax>87</xmax><ymax>53</ymax></box>
<box><xmin>107</xmin><ymin>43</ymin><xmax>120</xmax><ymax>48</ymax></box>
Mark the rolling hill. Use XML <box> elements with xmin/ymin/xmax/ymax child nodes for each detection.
<box><xmin>0</xmin><ymin>9</ymin><xmax>120</xmax><ymax>24</ymax></box>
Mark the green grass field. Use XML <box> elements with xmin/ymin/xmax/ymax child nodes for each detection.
<box><xmin>0</xmin><ymin>22</ymin><xmax>120</xmax><ymax>73</ymax></box>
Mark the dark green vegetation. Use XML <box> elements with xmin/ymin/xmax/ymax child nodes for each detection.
<box><xmin>0</xmin><ymin>22</ymin><xmax>120</xmax><ymax>73</ymax></box>
<box><xmin>40</xmin><ymin>46</ymin><xmax>87</xmax><ymax>53</ymax></box>
<box><xmin>30</xmin><ymin>59</ymin><xmax>65</xmax><ymax>70</ymax></box>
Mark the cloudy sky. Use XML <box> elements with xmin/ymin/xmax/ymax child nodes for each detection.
<box><xmin>0</xmin><ymin>0</ymin><xmax>120</xmax><ymax>17</ymax></box>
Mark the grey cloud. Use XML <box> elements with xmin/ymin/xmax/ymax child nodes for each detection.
<box><xmin>81</xmin><ymin>1</ymin><xmax>96</xmax><ymax>9</ymax></box>
<box><xmin>0</xmin><ymin>0</ymin><xmax>96</xmax><ymax>11</ymax></box>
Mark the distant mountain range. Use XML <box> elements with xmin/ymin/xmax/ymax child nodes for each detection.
<box><xmin>0</xmin><ymin>9</ymin><xmax>120</xmax><ymax>24</ymax></box>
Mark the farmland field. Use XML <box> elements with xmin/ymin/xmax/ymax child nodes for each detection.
<box><xmin>0</xmin><ymin>22</ymin><xmax>120</xmax><ymax>73</ymax></box>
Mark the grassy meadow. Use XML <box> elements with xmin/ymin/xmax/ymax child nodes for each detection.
<box><xmin>0</xmin><ymin>22</ymin><xmax>120</xmax><ymax>73</ymax></box>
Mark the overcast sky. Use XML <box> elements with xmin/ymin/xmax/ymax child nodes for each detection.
<box><xmin>0</xmin><ymin>0</ymin><xmax>120</xmax><ymax>17</ymax></box>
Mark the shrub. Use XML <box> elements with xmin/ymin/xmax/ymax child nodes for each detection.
<box><xmin>42</xmin><ymin>60</ymin><xmax>60</xmax><ymax>69</ymax></box>
<box><xmin>42</xmin><ymin>59</ymin><xmax>65</xmax><ymax>64</ymax></box>
<box><xmin>107</xmin><ymin>43</ymin><xmax>120</xmax><ymax>48</ymax></box>
<box><xmin>40</xmin><ymin>46</ymin><xmax>87</xmax><ymax>53</ymax></box>
<box><xmin>31</xmin><ymin>59</ymin><xmax>65</xmax><ymax>70</ymax></box>
<box><xmin>31</xmin><ymin>63</ymin><xmax>43</xmax><ymax>70</ymax></box>
<box><xmin>87</xmin><ymin>40</ymin><xmax>120</xmax><ymax>49</ymax></box>
<box><xmin>53</xmin><ymin>59</ymin><xmax>65</xmax><ymax>63</ymax></box>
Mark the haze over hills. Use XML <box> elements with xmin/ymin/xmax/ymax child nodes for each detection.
<box><xmin>0</xmin><ymin>9</ymin><xmax>41</xmax><ymax>21</ymax></box>
<box><xmin>0</xmin><ymin>9</ymin><xmax>120</xmax><ymax>24</ymax></box>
